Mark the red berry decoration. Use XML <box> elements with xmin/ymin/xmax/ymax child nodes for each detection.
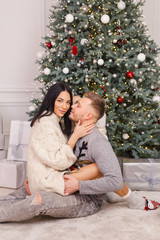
<box><xmin>117</xmin><ymin>97</ymin><xmax>124</xmax><ymax>103</ymax></box>
<box><xmin>118</xmin><ymin>26</ymin><xmax>121</xmax><ymax>29</ymax></box>
<box><xmin>126</xmin><ymin>71</ymin><xmax>134</xmax><ymax>79</ymax></box>
<box><xmin>124</xmin><ymin>40</ymin><xmax>127</xmax><ymax>44</ymax></box>
<box><xmin>72</xmin><ymin>45</ymin><xmax>78</xmax><ymax>55</ymax></box>
<box><xmin>46</xmin><ymin>42</ymin><xmax>52</xmax><ymax>49</ymax></box>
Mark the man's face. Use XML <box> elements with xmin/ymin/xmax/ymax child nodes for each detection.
<box><xmin>69</xmin><ymin>97</ymin><xmax>92</xmax><ymax>122</ymax></box>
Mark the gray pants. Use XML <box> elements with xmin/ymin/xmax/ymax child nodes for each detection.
<box><xmin>0</xmin><ymin>188</ymin><xmax>102</xmax><ymax>222</ymax></box>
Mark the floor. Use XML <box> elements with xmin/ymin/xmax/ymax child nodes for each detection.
<box><xmin>0</xmin><ymin>188</ymin><xmax>160</xmax><ymax>240</ymax></box>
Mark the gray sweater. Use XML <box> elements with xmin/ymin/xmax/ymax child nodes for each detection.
<box><xmin>74</xmin><ymin>127</ymin><xmax>123</xmax><ymax>195</ymax></box>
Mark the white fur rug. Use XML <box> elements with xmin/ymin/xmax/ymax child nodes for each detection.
<box><xmin>0</xmin><ymin>188</ymin><xmax>159</xmax><ymax>240</ymax></box>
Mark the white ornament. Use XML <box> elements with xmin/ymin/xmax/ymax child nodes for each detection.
<box><xmin>117</xmin><ymin>1</ymin><xmax>126</xmax><ymax>10</ymax></box>
<box><xmin>113</xmin><ymin>74</ymin><xmax>117</xmax><ymax>78</ymax></box>
<box><xmin>153</xmin><ymin>96</ymin><xmax>160</xmax><ymax>103</ymax></box>
<box><xmin>43</xmin><ymin>67</ymin><xmax>51</xmax><ymax>75</ymax></box>
<box><xmin>130</xmin><ymin>79</ymin><xmax>137</xmax><ymax>85</ymax></box>
<box><xmin>106</xmin><ymin>82</ymin><xmax>110</xmax><ymax>86</ymax></box>
<box><xmin>80</xmin><ymin>38</ymin><xmax>88</xmax><ymax>45</ymax></box>
<box><xmin>122</xmin><ymin>133</ymin><xmax>129</xmax><ymax>139</ymax></box>
<box><xmin>63</xmin><ymin>67</ymin><xmax>69</xmax><ymax>74</ymax></box>
<box><xmin>29</xmin><ymin>105</ymin><xmax>36</xmax><ymax>111</ymax></box>
<box><xmin>101</xmin><ymin>14</ymin><xmax>110</xmax><ymax>24</ymax></box>
<box><xmin>113</xmin><ymin>39</ymin><xmax>117</xmax><ymax>43</ymax></box>
<box><xmin>37</xmin><ymin>52</ymin><xmax>44</xmax><ymax>59</ymax></box>
<box><xmin>98</xmin><ymin>59</ymin><xmax>104</xmax><ymax>65</ymax></box>
<box><xmin>65</xmin><ymin>14</ymin><xmax>74</xmax><ymax>23</ymax></box>
<box><xmin>137</xmin><ymin>53</ymin><xmax>146</xmax><ymax>62</ymax></box>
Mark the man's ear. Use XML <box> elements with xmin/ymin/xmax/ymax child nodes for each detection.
<box><xmin>84</xmin><ymin>112</ymin><xmax>93</xmax><ymax>120</ymax></box>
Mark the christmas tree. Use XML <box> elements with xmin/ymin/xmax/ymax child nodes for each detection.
<box><xmin>28</xmin><ymin>0</ymin><xmax>160</xmax><ymax>158</ymax></box>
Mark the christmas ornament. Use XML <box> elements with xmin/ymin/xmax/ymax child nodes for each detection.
<box><xmin>63</xmin><ymin>67</ymin><xmax>69</xmax><ymax>74</ymax></box>
<box><xmin>98</xmin><ymin>59</ymin><xmax>104</xmax><ymax>65</ymax></box>
<box><xmin>113</xmin><ymin>39</ymin><xmax>117</xmax><ymax>43</ymax></box>
<box><xmin>65</xmin><ymin>14</ymin><xmax>74</xmax><ymax>23</ymax></box>
<box><xmin>113</xmin><ymin>74</ymin><xmax>117</xmax><ymax>78</ymax></box>
<box><xmin>117</xmin><ymin>39</ymin><xmax>123</xmax><ymax>47</ymax></box>
<box><xmin>124</xmin><ymin>40</ymin><xmax>127</xmax><ymax>44</ymax></box>
<box><xmin>43</xmin><ymin>67</ymin><xmax>51</xmax><ymax>75</ymax></box>
<box><xmin>80</xmin><ymin>38</ymin><xmax>88</xmax><ymax>45</ymax></box>
<box><xmin>117</xmin><ymin>1</ymin><xmax>126</xmax><ymax>10</ymax></box>
<box><xmin>153</xmin><ymin>96</ymin><xmax>160</xmax><ymax>103</ymax></box>
<box><xmin>46</xmin><ymin>42</ymin><xmax>52</xmax><ymax>49</ymax></box>
<box><xmin>130</xmin><ymin>79</ymin><xmax>137</xmax><ymax>85</ymax></box>
<box><xmin>37</xmin><ymin>52</ymin><xmax>44</xmax><ymax>59</ymax></box>
<box><xmin>69</xmin><ymin>37</ymin><xmax>75</xmax><ymax>43</ymax></box>
<box><xmin>101</xmin><ymin>14</ymin><xmax>110</xmax><ymax>24</ymax></box>
<box><xmin>122</xmin><ymin>133</ymin><xmax>129</xmax><ymax>139</ymax></box>
<box><xmin>126</xmin><ymin>71</ymin><xmax>134</xmax><ymax>78</ymax></box>
<box><xmin>29</xmin><ymin>106</ymin><xmax>36</xmax><ymax>112</ymax></box>
<box><xmin>117</xmin><ymin>97</ymin><xmax>124</xmax><ymax>103</ymax></box>
<box><xmin>137</xmin><ymin>53</ymin><xmax>146</xmax><ymax>62</ymax></box>
<box><xmin>72</xmin><ymin>45</ymin><xmax>78</xmax><ymax>55</ymax></box>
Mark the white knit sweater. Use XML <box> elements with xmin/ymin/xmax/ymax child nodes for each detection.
<box><xmin>27</xmin><ymin>113</ymin><xmax>77</xmax><ymax>195</ymax></box>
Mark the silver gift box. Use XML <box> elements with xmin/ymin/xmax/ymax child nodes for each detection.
<box><xmin>122</xmin><ymin>158</ymin><xmax>160</xmax><ymax>191</ymax></box>
<box><xmin>7</xmin><ymin>121</ymin><xmax>31</xmax><ymax>161</ymax></box>
<box><xmin>0</xmin><ymin>159</ymin><xmax>26</xmax><ymax>189</ymax></box>
<box><xmin>0</xmin><ymin>150</ymin><xmax>7</xmax><ymax>160</ymax></box>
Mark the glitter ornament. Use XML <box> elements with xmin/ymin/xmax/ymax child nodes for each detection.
<box><xmin>98</xmin><ymin>59</ymin><xmax>104</xmax><ymax>65</ymax></box>
<box><xmin>117</xmin><ymin>97</ymin><xmax>124</xmax><ymax>103</ymax></box>
<box><xmin>46</xmin><ymin>42</ymin><xmax>52</xmax><ymax>49</ymax></box>
<box><xmin>63</xmin><ymin>67</ymin><xmax>69</xmax><ymax>74</ymax></box>
<box><xmin>29</xmin><ymin>106</ymin><xmax>36</xmax><ymax>111</ymax></box>
<box><xmin>43</xmin><ymin>67</ymin><xmax>51</xmax><ymax>75</ymax></box>
<box><xmin>122</xmin><ymin>133</ymin><xmax>129</xmax><ymax>139</ymax></box>
<box><xmin>126</xmin><ymin>71</ymin><xmax>134</xmax><ymax>78</ymax></box>
<box><xmin>137</xmin><ymin>53</ymin><xmax>146</xmax><ymax>62</ymax></box>
<box><xmin>101</xmin><ymin>14</ymin><xmax>110</xmax><ymax>24</ymax></box>
<box><xmin>65</xmin><ymin>14</ymin><xmax>74</xmax><ymax>23</ymax></box>
<box><xmin>117</xmin><ymin>1</ymin><xmax>126</xmax><ymax>10</ymax></box>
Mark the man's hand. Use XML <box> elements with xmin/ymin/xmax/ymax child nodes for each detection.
<box><xmin>63</xmin><ymin>175</ymin><xmax>80</xmax><ymax>196</ymax></box>
<box><xmin>24</xmin><ymin>178</ymin><xmax>31</xmax><ymax>195</ymax></box>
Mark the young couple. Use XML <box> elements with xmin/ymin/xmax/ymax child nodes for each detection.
<box><xmin>0</xmin><ymin>82</ymin><xmax>159</xmax><ymax>222</ymax></box>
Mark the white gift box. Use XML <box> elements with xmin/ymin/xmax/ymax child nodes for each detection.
<box><xmin>0</xmin><ymin>134</ymin><xmax>5</xmax><ymax>150</ymax></box>
<box><xmin>0</xmin><ymin>150</ymin><xmax>7</xmax><ymax>160</ymax></box>
<box><xmin>0</xmin><ymin>160</ymin><xmax>26</xmax><ymax>189</ymax></box>
<box><xmin>7</xmin><ymin>121</ymin><xmax>31</xmax><ymax>161</ymax></box>
<box><xmin>123</xmin><ymin>158</ymin><xmax>160</xmax><ymax>191</ymax></box>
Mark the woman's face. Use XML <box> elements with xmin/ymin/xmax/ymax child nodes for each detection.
<box><xmin>54</xmin><ymin>91</ymin><xmax>71</xmax><ymax>118</ymax></box>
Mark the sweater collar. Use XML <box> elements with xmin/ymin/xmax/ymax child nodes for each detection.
<box><xmin>51</xmin><ymin>112</ymin><xmax>61</xmax><ymax>123</ymax></box>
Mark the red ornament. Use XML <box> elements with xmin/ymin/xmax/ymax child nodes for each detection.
<box><xmin>117</xmin><ymin>39</ymin><xmax>122</xmax><ymax>47</ymax></box>
<box><xmin>90</xmin><ymin>34</ymin><xmax>93</xmax><ymax>38</ymax></box>
<box><xmin>104</xmin><ymin>89</ymin><xmax>106</xmax><ymax>92</ymax></box>
<box><xmin>80</xmin><ymin>58</ymin><xmax>84</xmax><ymax>62</ymax></box>
<box><xmin>126</xmin><ymin>71</ymin><xmax>134</xmax><ymax>79</ymax></box>
<box><xmin>69</xmin><ymin>37</ymin><xmax>75</xmax><ymax>43</ymax></box>
<box><xmin>72</xmin><ymin>45</ymin><xmax>78</xmax><ymax>55</ymax></box>
<box><xmin>118</xmin><ymin>26</ymin><xmax>121</xmax><ymax>29</ymax></box>
<box><xmin>46</xmin><ymin>42</ymin><xmax>52</xmax><ymax>49</ymax></box>
<box><xmin>117</xmin><ymin>97</ymin><xmax>124</xmax><ymax>103</ymax></box>
<box><xmin>124</xmin><ymin>40</ymin><xmax>127</xmax><ymax>44</ymax></box>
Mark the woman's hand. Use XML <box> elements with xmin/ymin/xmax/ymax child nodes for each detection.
<box><xmin>67</xmin><ymin>120</ymin><xmax>94</xmax><ymax>149</ymax></box>
<box><xmin>73</xmin><ymin>120</ymin><xmax>94</xmax><ymax>139</ymax></box>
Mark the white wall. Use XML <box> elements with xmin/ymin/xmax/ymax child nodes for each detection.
<box><xmin>0</xmin><ymin>0</ymin><xmax>160</xmax><ymax>149</ymax></box>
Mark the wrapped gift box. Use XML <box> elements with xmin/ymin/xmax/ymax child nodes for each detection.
<box><xmin>0</xmin><ymin>160</ymin><xmax>26</xmax><ymax>189</ymax></box>
<box><xmin>122</xmin><ymin>158</ymin><xmax>160</xmax><ymax>191</ymax></box>
<box><xmin>0</xmin><ymin>134</ymin><xmax>5</xmax><ymax>150</ymax></box>
<box><xmin>0</xmin><ymin>150</ymin><xmax>7</xmax><ymax>160</ymax></box>
<box><xmin>7</xmin><ymin>121</ymin><xmax>31</xmax><ymax>161</ymax></box>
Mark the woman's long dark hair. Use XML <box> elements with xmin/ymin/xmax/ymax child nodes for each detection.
<box><xmin>31</xmin><ymin>82</ymin><xmax>73</xmax><ymax>135</ymax></box>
